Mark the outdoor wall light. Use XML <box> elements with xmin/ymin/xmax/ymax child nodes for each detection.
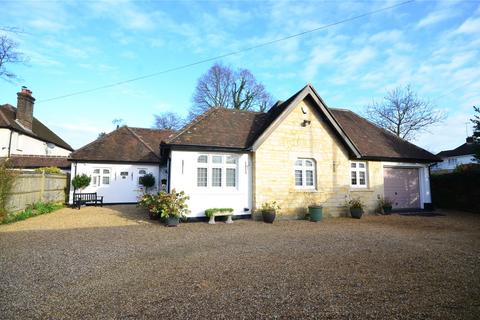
<box><xmin>302</xmin><ymin>120</ymin><xmax>311</xmax><ymax>127</ymax></box>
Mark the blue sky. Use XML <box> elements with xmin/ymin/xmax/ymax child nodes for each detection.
<box><xmin>1</xmin><ymin>0</ymin><xmax>479</xmax><ymax>152</ymax></box>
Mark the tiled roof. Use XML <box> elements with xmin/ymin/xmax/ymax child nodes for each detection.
<box><xmin>0</xmin><ymin>104</ymin><xmax>73</xmax><ymax>151</ymax></box>
<box><xmin>330</xmin><ymin>109</ymin><xmax>440</xmax><ymax>162</ymax></box>
<box><xmin>69</xmin><ymin>126</ymin><xmax>174</xmax><ymax>162</ymax></box>
<box><xmin>437</xmin><ymin>142</ymin><xmax>480</xmax><ymax>157</ymax></box>
<box><xmin>2</xmin><ymin>155</ymin><xmax>70</xmax><ymax>169</ymax></box>
<box><xmin>165</xmin><ymin>84</ymin><xmax>439</xmax><ymax>162</ymax></box>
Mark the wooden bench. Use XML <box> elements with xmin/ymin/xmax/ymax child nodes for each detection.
<box><xmin>73</xmin><ymin>193</ymin><xmax>103</xmax><ymax>209</ymax></box>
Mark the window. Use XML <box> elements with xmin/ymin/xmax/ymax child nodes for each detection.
<box><xmin>294</xmin><ymin>158</ymin><xmax>316</xmax><ymax>189</ymax></box>
<box><xmin>350</xmin><ymin>161</ymin><xmax>367</xmax><ymax>188</ymax></box>
<box><xmin>137</xmin><ymin>168</ymin><xmax>147</xmax><ymax>185</ymax></box>
<box><xmin>91</xmin><ymin>168</ymin><xmax>110</xmax><ymax>186</ymax></box>
<box><xmin>120</xmin><ymin>171</ymin><xmax>128</xmax><ymax>179</ymax></box>
<box><xmin>196</xmin><ymin>154</ymin><xmax>238</xmax><ymax>188</ymax></box>
<box><xmin>448</xmin><ymin>158</ymin><xmax>457</xmax><ymax>166</ymax></box>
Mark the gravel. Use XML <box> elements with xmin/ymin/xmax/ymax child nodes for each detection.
<box><xmin>1</xmin><ymin>205</ymin><xmax>479</xmax><ymax>319</ymax></box>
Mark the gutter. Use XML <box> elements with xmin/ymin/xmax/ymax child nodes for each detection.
<box><xmin>7</xmin><ymin>130</ymin><xmax>13</xmax><ymax>157</ymax></box>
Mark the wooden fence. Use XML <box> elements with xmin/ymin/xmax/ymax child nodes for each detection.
<box><xmin>6</xmin><ymin>172</ymin><xmax>68</xmax><ymax>213</ymax></box>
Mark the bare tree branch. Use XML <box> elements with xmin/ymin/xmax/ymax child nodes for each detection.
<box><xmin>0</xmin><ymin>33</ymin><xmax>26</xmax><ymax>82</ymax></box>
<box><xmin>190</xmin><ymin>63</ymin><xmax>274</xmax><ymax>119</ymax></box>
<box><xmin>153</xmin><ymin>112</ymin><xmax>184</xmax><ymax>130</ymax></box>
<box><xmin>365</xmin><ymin>84</ymin><xmax>446</xmax><ymax>141</ymax></box>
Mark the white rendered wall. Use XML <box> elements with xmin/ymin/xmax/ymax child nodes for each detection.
<box><xmin>0</xmin><ymin>128</ymin><xmax>70</xmax><ymax>157</ymax></box>
<box><xmin>169</xmin><ymin>150</ymin><xmax>252</xmax><ymax>217</ymax></box>
<box><xmin>69</xmin><ymin>162</ymin><xmax>161</xmax><ymax>204</ymax></box>
<box><xmin>431</xmin><ymin>155</ymin><xmax>475</xmax><ymax>171</ymax></box>
<box><xmin>382</xmin><ymin>162</ymin><xmax>432</xmax><ymax>208</ymax></box>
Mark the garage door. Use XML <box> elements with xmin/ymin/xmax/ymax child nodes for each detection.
<box><xmin>384</xmin><ymin>168</ymin><xmax>420</xmax><ymax>209</ymax></box>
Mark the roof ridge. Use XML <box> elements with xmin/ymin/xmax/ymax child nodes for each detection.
<box><xmin>125</xmin><ymin>126</ymin><xmax>160</xmax><ymax>159</ymax></box>
<box><xmin>69</xmin><ymin>126</ymin><xmax>128</xmax><ymax>158</ymax></box>
<box><xmin>130</xmin><ymin>126</ymin><xmax>175</xmax><ymax>133</ymax></box>
<box><xmin>166</xmin><ymin>107</ymin><xmax>220</xmax><ymax>143</ymax></box>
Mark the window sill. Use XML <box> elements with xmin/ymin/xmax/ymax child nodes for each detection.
<box><xmin>350</xmin><ymin>188</ymin><xmax>374</xmax><ymax>192</ymax></box>
<box><xmin>292</xmin><ymin>189</ymin><xmax>317</xmax><ymax>193</ymax></box>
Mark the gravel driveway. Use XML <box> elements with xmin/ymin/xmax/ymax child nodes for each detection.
<box><xmin>1</xmin><ymin>206</ymin><xmax>479</xmax><ymax>319</ymax></box>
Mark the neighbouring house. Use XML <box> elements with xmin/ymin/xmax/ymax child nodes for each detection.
<box><xmin>0</xmin><ymin>87</ymin><xmax>73</xmax><ymax>170</ymax></box>
<box><xmin>431</xmin><ymin>137</ymin><xmax>480</xmax><ymax>173</ymax></box>
<box><xmin>69</xmin><ymin>84</ymin><xmax>440</xmax><ymax>217</ymax></box>
<box><xmin>68</xmin><ymin>126</ymin><xmax>174</xmax><ymax>203</ymax></box>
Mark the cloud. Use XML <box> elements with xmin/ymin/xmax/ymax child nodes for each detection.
<box><xmin>369</xmin><ymin>29</ymin><xmax>403</xmax><ymax>43</ymax></box>
<box><xmin>455</xmin><ymin>17</ymin><xmax>480</xmax><ymax>34</ymax></box>
<box><xmin>303</xmin><ymin>45</ymin><xmax>338</xmax><ymax>81</ymax></box>
<box><xmin>417</xmin><ymin>10</ymin><xmax>455</xmax><ymax>28</ymax></box>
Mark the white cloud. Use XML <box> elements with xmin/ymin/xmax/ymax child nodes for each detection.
<box><xmin>303</xmin><ymin>45</ymin><xmax>338</xmax><ymax>81</ymax></box>
<box><xmin>369</xmin><ymin>29</ymin><xmax>403</xmax><ymax>43</ymax></box>
<box><xmin>417</xmin><ymin>10</ymin><xmax>455</xmax><ymax>28</ymax></box>
<box><xmin>455</xmin><ymin>17</ymin><xmax>480</xmax><ymax>33</ymax></box>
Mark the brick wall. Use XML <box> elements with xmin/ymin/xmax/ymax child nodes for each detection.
<box><xmin>253</xmin><ymin>98</ymin><xmax>384</xmax><ymax>218</ymax></box>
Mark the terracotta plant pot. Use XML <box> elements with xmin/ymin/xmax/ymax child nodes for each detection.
<box><xmin>262</xmin><ymin>210</ymin><xmax>276</xmax><ymax>223</ymax></box>
<box><xmin>350</xmin><ymin>208</ymin><xmax>363</xmax><ymax>219</ymax></box>
<box><xmin>308</xmin><ymin>205</ymin><xmax>323</xmax><ymax>222</ymax></box>
<box><xmin>165</xmin><ymin>216</ymin><xmax>180</xmax><ymax>227</ymax></box>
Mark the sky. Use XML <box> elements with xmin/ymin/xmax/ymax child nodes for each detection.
<box><xmin>0</xmin><ymin>0</ymin><xmax>479</xmax><ymax>152</ymax></box>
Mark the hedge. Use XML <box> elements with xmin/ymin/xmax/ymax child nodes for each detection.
<box><xmin>431</xmin><ymin>170</ymin><xmax>480</xmax><ymax>213</ymax></box>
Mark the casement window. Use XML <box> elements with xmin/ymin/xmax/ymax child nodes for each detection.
<box><xmin>350</xmin><ymin>161</ymin><xmax>367</xmax><ymax>188</ymax></box>
<box><xmin>294</xmin><ymin>158</ymin><xmax>316</xmax><ymax>189</ymax></box>
<box><xmin>92</xmin><ymin>168</ymin><xmax>111</xmax><ymax>186</ymax></box>
<box><xmin>196</xmin><ymin>154</ymin><xmax>238</xmax><ymax>188</ymax></box>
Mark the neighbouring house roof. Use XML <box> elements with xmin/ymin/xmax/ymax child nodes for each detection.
<box><xmin>1</xmin><ymin>155</ymin><xmax>70</xmax><ymax>169</ymax></box>
<box><xmin>437</xmin><ymin>142</ymin><xmax>480</xmax><ymax>158</ymax></box>
<box><xmin>69</xmin><ymin>126</ymin><xmax>175</xmax><ymax>163</ymax></box>
<box><xmin>165</xmin><ymin>84</ymin><xmax>439</xmax><ymax>163</ymax></box>
<box><xmin>0</xmin><ymin>104</ymin><xmax>73</xmax><ymax>151</ymax></box>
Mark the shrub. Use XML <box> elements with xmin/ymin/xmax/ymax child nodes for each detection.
<box><xmin>138</xmin><ymin>189</ymin><xmax>189</xmax><ymax>219</ymax></box>
<box><xmin>139</xmin><ymin>173</ymin><xmax>155</xmax><ymax>190</ymax></box>
<box><xmin>204</xmin><ymin>208</ymin><xmax>233</xmax><ymax>218</ymax></box>
<box><xmin>261</xmin><ymin>201</ymin><xmax>280</xmax><ymax>212</ymax></box>
<box><xmin>431</xmin><ymin>170</ymin><xmax>480</xmax><ymax>212</ymax></box>
<box><xmin>34</xmin><ymin>167</ymin><xmax>62</xmax><ymax>174</ymax></box>
<box><xmin>72</xmin><ymin>174</ymin><xmax>91</xmax><ymax>190</ymax></box>
<box><xmin>2</xmin><ymin>201</ymin><xmax>64</xmax><ymax>224</ymax></box>
<box><xmin>346</xmin><ymin>198</ymin><xmax>364</xmax><ymax>209</ymax></box>
<box><xmin>0</xmin><ymin>159</ymin><xmax>17</xmax><ymax>222</ymax></box>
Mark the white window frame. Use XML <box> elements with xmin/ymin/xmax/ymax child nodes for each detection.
<box><xmin>92</xmin><ymin>167</ymin><xmax>111</xmax><ymax>186</ymax></box>
<box><xmin>196</xmin><ymin>154</ymin><xmax>238</xmax><ymax>190</ymax></box>
<box><xmin>294</xmin><ymin>158</ymin><xmax>316</xmax><ymax>190</ymax></box>
<box><xmin>350</xmin><ymin>161</ymin><xmax>367</xmax><ymax>188</ymax></box>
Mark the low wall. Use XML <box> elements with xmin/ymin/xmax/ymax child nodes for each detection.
<box><xmin>6</xmin><ymin>172</ymin><xmax>68</xmax><ymax>213</ymax></box>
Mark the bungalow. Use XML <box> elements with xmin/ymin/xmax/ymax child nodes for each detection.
<box><xmin>69</xmin><ymin>84</ymin><xmax>440</xmax><ymax>217</ymax></box>
<box><xmin>0</xmin><ymin>87</ymin><xmax>73</xmax><ymax>170</ymax></box>
<box><xmin>431</xmin><ymin>137</ymin><xmax>480</xmax><ymax>173</ymax></box>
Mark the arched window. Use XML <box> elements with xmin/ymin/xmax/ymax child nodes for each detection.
<box><xmin>294</xmin><ymin>158</ymin><xmax>316</xmax><ymax>189</ymax></box>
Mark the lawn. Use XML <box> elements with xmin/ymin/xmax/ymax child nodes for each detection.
<box><xmin>0</xmin><ymin>205</ymin><xmax>479</xmax><ymax>319</ymax></box>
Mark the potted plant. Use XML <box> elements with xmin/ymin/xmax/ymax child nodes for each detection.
<box><xmin>304</xmin><ymin>192</ymin><xmax>322</xmax><ymax>222</ymax></box>
<box><xmin>138</xmin><ymin>189</ymin><xmax>189</xmax><ymax>226</ymax></box>
<box><xmin>71</xmin><ymin>174</ymin><xmax>91</xmax><ymax>191</ymax></box>
<box><xmin>378</xmin><ymin>196</ymin><xmax>393</xmax><ymax>215</ymax></box>
<box><xmin>346</xmin><ymin>198</ymin><xmax>364</xmax><ymax>219</ymax></box>
<box><xmin>260</xmin><ymin>201</ymin><xmax>280</xmax><ymax>223</ymax></box>
<box><xmin>138</xmin><ymin>193</ymin><xmax>158</xmax><ymax>220</ymax></box>
<box><xmin>139</xmin><ymin>173</ymin><xmax>155</xmax><ymax>193</ymax></box>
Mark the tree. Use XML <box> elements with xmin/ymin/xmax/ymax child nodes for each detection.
<box><xmin>153</xmin><ymin>112</ymin><xmax>184</xmax><ymax>130</ymax></box>
<box><xmin>0</xmin><ymin>33</ymin><xmax>25</xmax><ymax>82</ymax></box>
<box><xmin>365</xmin><ymin>85</ymin><xmax>445</xmax><ymax>141</ymax></box>
<box><xmin>190</xmin><ymin>63</ymin><xmax>273</xmax><ymax>119</ymax></box>
<box><xmin>470</xmin><ymin>105</ymin><xmax>480</xmax><ymax>163</ymax></box>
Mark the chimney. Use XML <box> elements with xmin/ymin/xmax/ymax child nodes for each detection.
<box><xmin>16</xmin><ymin>86</ymin><xmax>35</xmax><ymax>131</ymax></box>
